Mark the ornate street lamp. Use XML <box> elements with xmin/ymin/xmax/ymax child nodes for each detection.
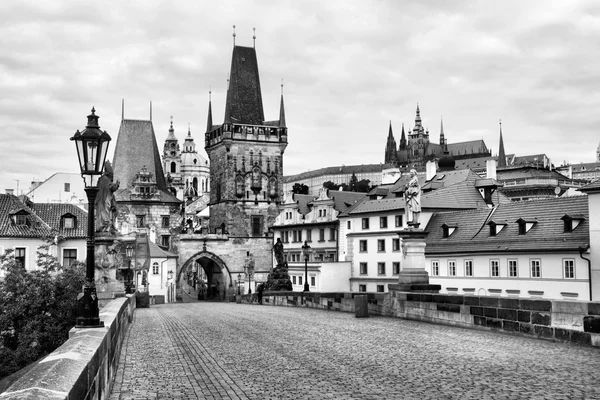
<box><xmin>302</xmin><ymin>240</ymin><xmax>311</xmax><ymax>292</ymax></box>
<box><xmin>244</xmin><ymin>252</ymin><xmax>254</xmax><ymax>294</ymax></box>
<box><xmin>71</xmin><ymin>107</ymin><xmax>111</xmax><ymax>328</ymax></box>
<box><xmin>125</xmin><ymin>244</ymin><xmax>134</xmax><ymax>294</ymax></box>
<box><xmin>237</xmin><ymin>273</ymin><xmax>242</xmax><ymax>295</ymax></box>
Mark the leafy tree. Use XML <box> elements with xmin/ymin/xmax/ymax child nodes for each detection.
<box><xmin>348</xmin><ymin>173</ymin><xmax>359</xmax><ymax>192</ymax></box>
<box><xmin>355</xmin><ymin>179</ymin><xmax>372</xmax><ymax>193</ymax></box>
<box><xmin>291</xmin><ymin>183</ymin><xmax>309</xmax><ymax>195</ymax></box>
<box><xmin>323</xmin><ymin>181</ymin><xmax>340</xmax><ymax>191</ymax></box>
<box><xmin>0</xmin><ymin>243</ymin><xmax>85</xmax><ymax>379</ymax></box>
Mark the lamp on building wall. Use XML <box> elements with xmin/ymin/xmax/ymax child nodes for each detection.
<box><xmin>237</xmin><ymin>273</ymin><xmax>242</xmax><ymax>295</ymax></box>
<box><xmin>125</xmin><ymin>244</ymin><xmax>134</xmax><ymax>294</ymax></box>
<box><xmin>302</xmin><ymin>240</ymin><xmax>311</xmax><ymax>292</ymax></box>
<box><xmin>71</xmin><ymin>107</ymin><xmax>111</xmax><ymax>328</ymax></box>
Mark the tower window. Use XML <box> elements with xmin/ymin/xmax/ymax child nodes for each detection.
<box><xmin>170</xmin><ymin>162</ymin><xmax>176</xmax><ymax>173</ymax></box>
<box><xmin>251</xmin><ymin>216</ymin><xmax>263</xmax><ymax>236</ymax></box>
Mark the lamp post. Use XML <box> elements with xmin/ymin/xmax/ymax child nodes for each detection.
<box><xmin>244</xmin><ymin>252</ymin><xmax>254</xmax><ymax>294</ymax></box>
<box><xmin>237</xmin><ymin>273</ymin><xmax>242</xmax><ymax>295</ymax></box>
<box><xmin>71</xmin><ymin>107</ymin><xmax>111</xmax><ymax>328</ymax></box>
<box><xmin>125</xmin><ymin>244</ymin><xmax>133</xmax><ymax>294</ymax></box>
<box><xmin>302</xmin><ymin>240</ymin><xmax>311</xmax><ymax>292</ymax></box>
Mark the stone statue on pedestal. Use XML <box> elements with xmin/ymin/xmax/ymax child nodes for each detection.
<box><xmin>95</xmin><ymin>161</ymin><xmax>120</xmax><ymax>235</ymax></box>
<box><xmin>404</xmin><ymin>169</ymin><xmax>421</xmax><ymax>228</ymax></box>
<box><xmin>265</xmin><ymin>238</ymin><xmax>292</xmax><ymax>291</ymax></box>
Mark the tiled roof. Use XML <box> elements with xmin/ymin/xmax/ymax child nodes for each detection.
<box><xmin>224</xmin><ymin>46</ymin><xmax>265</xmax><ymax>125</ymax></box>
<box><xmin>112</xmin><ymin>119</ymin><xmax>167</xmax><ymax>190</ymax></box>
<box><xmin>292</xmin><ymin>194</ymin><xmax>314</xmax><ymax>215</ymax></box>
<box><xmin>327</xmin><ymin>191</ymin><xmax>365</xmax><ymax>213</ymax></box>
<box><xmin>570</xmin><ymin>162</ymin><xmax>600</xmax><ymax>172</ymax></box>
<box><xmin>447</xmin><ymin>140</ymin><xmax>488</xmax><ymax>156</ymax></box>
<box><xmin>425</xmin><ymin>196</ymin><xmax>589</xmax><ymax>254</ymax></box>
<box><xmin>579</xmin><ymin>181</ymin><xmax>600</xmax><ymax>193</ymax></box>
<box><xmin>496</xmin><ymin>166</ymin><xmax>571</xmax><ymax>181</ymax></box>
<box><xmin>453</xmin><ymin>156</ymin><xmax>495</xmax><ymax>170</ymax></box>
<box><xmin>284</xmin><ymin>163</ymin><xmax>394</xmax><ymax>183</ymax></box>
<box><xmin>0</xmin><ymin>195</ymin><xmax>53</xmax><ymax>238</ymax></box>
<box><xmin>30</xmin><ymin>203</ymin><xmax>88</xmax><ymax>239</ymax></box>
<box><xmin>148</xmin><ymin>241</ymin><xmax>177</xmax><ymax>258</ymax></box>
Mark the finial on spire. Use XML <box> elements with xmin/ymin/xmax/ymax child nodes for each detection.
<box><xmin>281</xmin><ymin>78</ymin><xmax>284</xmax><ymax>95</ymax></box>
<box><xmin>170</xmin><ymin>115</ymin><xmax>173</xmax><ymax>127</ymax></box>
<box><xmin>121</xmin><ymin>99</ymin><xmax>124</xmax><ymax>121</ymax></box>
<box><xmin>209</xmin><ymin>86</ymin><xmax>212</xmax><ymax>101</ymax></box>
<box><xmin>150</xmin><ymin>101</ymin><xmax>152</xmax><ymax>121</ymax></box>
<box><xmin>233</xmin><ymin>25</ymin><xmax>236</xmax><ymax>46</ymax></box>
<box><xmin>188</xmin><ymin>123</ymin><xmax>191</xmax><ymax>135</ymax></box>
<box><xmin>253</xmin><ymin>27</ymin><xmax>256</xmax><ymax>48</ymax></box>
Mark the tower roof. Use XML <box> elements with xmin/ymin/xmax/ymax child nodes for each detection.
<box><xmin>497</xmin><ymin>120</ymin><xmax>507</xmax><ymax>168</ymax></box>
<box><xmin>223</xmin><ymin>45</ymin><xmax>265</xmax><ymax>125</ymax></box>
<box><xmin>206</xmin><ymin>91</ymin><xmax>213</xmax><ymax>132</ymax></box>
<box><xmin>166</xmin><ymin>117</ymin><xmax>177</xmax><ymax>141</ymax></box>
<box><xmin>279</xmin><ymin>93</ymin><xmax>286</xmax><ymax>128</ymax></box>
<box><xmin>113</xmin><ymin>119</ymin><xmax>167</xmax><ymax>190</ymax></box>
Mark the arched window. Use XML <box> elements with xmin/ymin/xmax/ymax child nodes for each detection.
<box><xmin>152</xmin><ymin>262</ymin><xmax>159</xmax><ymax>275</ymax></box>
<box><xmin>170</xmin><ymin>162</ymin><xmax>176</xmax><ymax>173</ymax></box>
<box><xmin>193</xmin><ymin>177</ymin><xmax>198</xmax><ymax>195</ymax></box>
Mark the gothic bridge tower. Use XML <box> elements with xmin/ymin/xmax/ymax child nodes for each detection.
<box><xmin>205</xmin><ymin>39</ymin><xmax>287</xmax><ymax>237</ymax></box>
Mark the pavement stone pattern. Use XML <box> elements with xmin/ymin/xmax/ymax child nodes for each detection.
<box><xmin>110</xmin><ymin>302</ymin><xmax>600</xmax><ymax>400</ymax></box>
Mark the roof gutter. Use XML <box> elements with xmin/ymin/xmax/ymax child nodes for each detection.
<box><xmin>579</xmin><ymin>244</ymin><xmax>592</xmax><ymax>301</ymax></box>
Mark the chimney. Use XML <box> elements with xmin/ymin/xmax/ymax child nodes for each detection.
<box><xmin>486</xmin><ymin>159</ymin><xmax>497</xmax><ymax>180</ymax></box>
<box><xmin>5</xmin><ymin>189</ymin><xmax>14</xmax><ymax>195</ymax></box>
<box><xmin>426</xmin><ymin>161</ymin><xmax>437</xmax><ymax>181</ymax></box>
<box><xmin>30</xmin><ymin>181</ymin><xmax>42</xmax><ymax>191</ymax></box>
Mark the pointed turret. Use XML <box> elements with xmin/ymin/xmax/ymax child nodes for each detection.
<box><xmin>384</xmin><ymin>121</ymin><xmax>397</xmax><ymax>164</ymax></box>
<box><xmin>497</xmin><ymin>119</ymin><xmax>507</xmax><ymax>168</ymax></box>
<box><xmin>439</xmin><ymin>117</ymin><xmax>445</xmax><ymax>145</ymax></box>
<box><xmin>279</xmin><ymin>82</ymin><xmax>286</xmax><ymax>128</ymax></box>
<box><xmin>206</xmin><ymin>91</ymin><xmax>213</xmax><ymax>133</ymax></box>
<box><xmin>166</xmin><ymin>117</ymin><xmax>177</xmax><ymax>141</ymax></box>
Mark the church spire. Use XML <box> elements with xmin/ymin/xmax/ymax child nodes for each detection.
<box><xmin>399</xmin><ymin>123</ymin><xmax>407</xmax><ymax>150</ymax></box>
<box><xmin>439</xmin><ymin>117</ymin><xmax>445</xmax><ymax>145</ymax></box>
<box><xmin>497</xmin><ymin>119</ymin><xmax>507</xmax><ymax>168</ymax></box>
<box><xmin>279</xmin><ymin>80</ymin><xmax>286</xmax><ymax>128</ymax></box>
<box><xmin>206</xmin><ymin>89</ymin><xmax>213</xmax><ymax>132</ymax></box>
<box><xmin>166</xmin><ymin>115</ymin><xmax>177</xmax><ymax>140</ymax></box>
<box><xmin>384</xmin><ymin>121</ymin><xmax>397</xmax><ymax>164</ymax></box>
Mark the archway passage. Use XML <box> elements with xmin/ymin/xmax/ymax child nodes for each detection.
<box><xmin>180</xmin><ymin>252</ymin><xmax>232</xmax><ymax>302</ymax></box>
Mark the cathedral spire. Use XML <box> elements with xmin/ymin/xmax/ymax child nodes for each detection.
<box><xmin>167</xmin><ymin>115</ymin><xmax>177</xmax><ymax>140</ymax></box>
<box><xmin>497</xmin><ymin>119</ymin><xmax>507</xmax><ymax>168</ymax></box>
<box><xmin>399</xmin><ymin>123</ymin><xmax>407</xmax><ymax>150</ymax></box>
<box><xmin>206</xmin><ymin>89</ymin><xmax>213</xmax><ymax>132</ymax></box>
<box><xmin>384</xmin><ymin>121</ymin><xmax>397</xmax><ymax>164</ymax></box>
<box><xmin>279</xmin><ymin>80</ymin><xmax>286</xmax><ymax>128</ymax></box>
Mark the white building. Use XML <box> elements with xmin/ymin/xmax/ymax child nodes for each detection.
<box><xmin>26</xmin><ymin>172</ymin><xmax>86</xmax><ymax>206</ymax></box>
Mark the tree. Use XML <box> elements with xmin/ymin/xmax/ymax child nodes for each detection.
<box><xmin>0</xmin><ymin>244</ymin><xmax>85</xmax><ymax>379</ymax></box>
<box><xmin>355</xmin><ymin>179</ymin><xmax>372</xmax><ymax>193</ymax></box>
<box><xmin>291</xmin><ymin>183</ymin><xmax>309</xmax><ymax>195</ymax></box>
<box><xmin>348</xmin><ymin>173</ymin><xmax>359</xmax><ymax>192</ymax></box>
<box><xmin>323</xmin><ymin>181</ymin><xmax>340</xmax><ymax>191</ymax></box>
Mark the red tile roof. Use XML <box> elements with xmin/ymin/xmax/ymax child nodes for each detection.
<box><xmin>425</xmin><ymin>196</ymin><xmax>589</xmax><ymax>254</ymax></box>
<box><xmin>31</xmin><ymin>203</ymin><xmax>88</xmax><ymax>239</ymax></box>
<box><xmin>0</xmin><ymin>195</ymin><xmax>51</xmax><ymax>238</ymax></box>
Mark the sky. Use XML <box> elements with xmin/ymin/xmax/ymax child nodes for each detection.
<box><xmin>2</xmin><ymin>0</ymin><xmax>600</xmax><ymax>194</ymax></box>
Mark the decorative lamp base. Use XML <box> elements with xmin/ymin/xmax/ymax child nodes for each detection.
<box><xmin>76</xmin><ymin>286</ymin><xmax>105</xmax><ymax>328</ymax></box>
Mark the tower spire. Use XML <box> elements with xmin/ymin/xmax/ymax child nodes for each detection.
<box><xmin>207</xmin><ymin>89</ymin><xmax>213</xmax><ymax>132</ymax></box>
<box><xmin>399</xmin><ymin>123</ymin><xmax>407</xmax><ymax>150</ymax></box>
<box><xmin>121</xmin><ymin>98</ymin><xmax>124</xmax><ymax>121</ymax></box>
<box><xmin>233</xmin><ymin>25</ymin><xmax>236</xmax><ymax>46</ymax></box>
<box><xmin>384</xmin><ymin>121</ymin><xmax>397</xmax><ymax>164</ymax></box>
<box><xmin>279</xmin><ymin>79</ymin><xmax>286</xmax><ymax>128</ymax></box>
<box><xmin>150</xmin><ymin>101</ymin><xmax>152</xmax><ymax>121</ymax></box>
<box><xmin>497</xmin><ymin>119</ymin><xmax>507</xmax><ymax>168</ymax></box>
<box><xmin>253</xmin><ymin>27</ymin><xmax>256</xmax><ymax>48</ymax></box>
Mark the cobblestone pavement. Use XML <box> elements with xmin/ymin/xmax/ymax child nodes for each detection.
<box><xmin>110</xmin><ymin>302</ymin><xmax>600</xmax><ymax>400</ymax></box>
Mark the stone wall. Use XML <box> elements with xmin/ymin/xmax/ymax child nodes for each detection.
<box><xmin>258</xmin><ymin>291</ymin><xmax>600</xmax><ymax>348</ymax></box>
<box><xmin>0</xmin><ymin>294</ymin><xmax>137</xmax><ymax>400</ymax></box>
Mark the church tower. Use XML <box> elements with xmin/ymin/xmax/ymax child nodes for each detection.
<box><xmin>384</xmin><ymin>121</ymin><xmax>397</xmax><ymax>165</ymax></box>
<box><xmin>205</xmin><ymin>39</ymin><xmax>287</xmax><ymax>237</ymax></box>
<box><xmin>163</xmin><ymin>117</ymin><xmax>182</xmax><ymax>197</ymax></box>
<box><xmin>181</xmin><ymin>125</ymin><xmax>209</xmax><ymax>198</ymax></box>
<box><xmin>497</xmin><ymin>120</ymin><xmax>507</xmax><ymax>168</ymax></box>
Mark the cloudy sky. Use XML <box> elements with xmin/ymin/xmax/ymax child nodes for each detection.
<box><xmin>2</xmin><ymin>0</ymin><xmax>600</xmax><ymax>194</ymax></box>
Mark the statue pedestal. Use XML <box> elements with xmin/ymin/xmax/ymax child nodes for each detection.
<box><xmin>389</xmin><ymin>228</ymin><xmax>440</xmax><ymax>293</ymax></box>
<box><xmin>95</xmin><ymin>236</ymin><xmax>126</xmax><ymax>294</ymax></box>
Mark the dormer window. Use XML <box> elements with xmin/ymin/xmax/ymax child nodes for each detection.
<box><xmin>561</xmin><ymin>214</ymin><xmax>585</xmax><ymax>233</ymax></box>
<box><xmin>516</xmin><ymin>218</ymin><xmax>537</xmax><ymax>235</ymax></box>
<box><xmin>487</xmin><ymin>221</ymin><xmax>506</xmax><ymax>236</ymax></box>
<box><xmin>10</xmin><ymin>209</ymin><xmax>30</xmax><ymax>227</ymax></box>
<box><xmin>16</xmin><ymin>214</ymin><xmax>27</xmax><ymax>226</ymax></box>
<box><xmin>61</xmin><ymin>214</ymin><xmax>76</xmax><ymax>229</ymax></box>
<box><xmin>441</xmin><ymin>223</ymin><xmax>457</xmax><ymax>238</ymax></box>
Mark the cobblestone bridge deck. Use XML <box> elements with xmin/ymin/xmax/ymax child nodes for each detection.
<box><xmin>110</xmin><ymin>302</ymin><xmax>600</xmax><ymax>400</ymax></box>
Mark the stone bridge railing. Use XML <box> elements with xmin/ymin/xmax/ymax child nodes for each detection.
<box><xmin>0</xmin><ymin>294</ymin><xmax>137</xmax><ymax>400</ymax></box>
<box><xmin>254</xmin><ymin>291</ymin><xmax>600</xmax><ymax>348</ymax></box>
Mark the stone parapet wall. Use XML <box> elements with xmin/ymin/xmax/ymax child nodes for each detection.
<box><xmin>0</xmin><ymin>294</ymin><xmax>137</xmax><ymax>400</ymax></box>
<box><xmin>259</xmin><ymin>291</ymin><xmax>600</xmax><ymax>348</ymax></box>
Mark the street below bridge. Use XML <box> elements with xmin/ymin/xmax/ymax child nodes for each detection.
<box><xmin>110</xmin><ymin>301</ymin><xmax>600</xmax><ymax>400</ymax></box>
